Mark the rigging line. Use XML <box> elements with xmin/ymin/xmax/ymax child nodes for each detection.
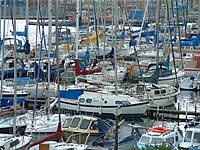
<box><xmin>119</xmin><ymin>0</ymin><xmax>141</xmax><ymax>49</ymax></box>
<box><xmin>32</xmin><ymin>0</ymin><xmax>47</xmax><ymax>122</ymax></box>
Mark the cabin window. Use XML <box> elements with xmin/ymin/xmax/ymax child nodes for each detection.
<box><xmin>115</xmin><ymin>101</ymin><xmax>121</xmax><ymax>104</ymax></box>
<box><xmin>151</xmin><ymin>138</ymin><xmax>163</xmax><ymax>144</ymax></box>
<box><xmin>154</xmin><ymin>90</ymin><xmax>160</xmax><ymax>95</ymax></box>
<box><xmin>10</xmin><ymin>139</ymin><xmax>20</xmax><ymax>148</ymax></box>
<box><xmin>193</xmin><ymin>132</ymin><xmax>200</xmax><ymax>143</ymax></box>
<box><xmin>86</xmin><ymin>99</ymin><xmax>92</xmax><ymax>103</ymax></box>
<box><xmin>63</xmin><ymin>118</ymin><xmax>72</xmax><ymax>128</ymax></box>
<box><xmin>166</xmin><ymin>137</ymin><xmax>174</xmax><ymax>144</ymax></box>
<box><xmin>79</xmin><ymin>98</ymin><xmax>85</xmax><ymax>103</ymax></box>
<box><xmin>70</xmin><ymin>117</ymin><xmax>80</xmax><ymax>128</ymax></box>
<box><xmin>140</xmin><ymin>136</ymin><xmax>150</xmax><ymax>144</ymax></box>
<box><xmin>161</xmin><ymin>90</ymin><xmax>166</xmax><ymax>94</ymax></box>
<box><xmin>80</xmin><ymin>119</ymin><xmax>90</xmax><ymax>130</ymax></box>
<box><xmin>184</xmin><ymin>131</ymin><xmax>192</xmax><ymax>142</ymax></box>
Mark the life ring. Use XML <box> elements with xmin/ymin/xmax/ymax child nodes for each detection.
<box><xmin>151</xmin><ymin>127</ymin><xmax>167</xmax><ymax>133</ymax></box>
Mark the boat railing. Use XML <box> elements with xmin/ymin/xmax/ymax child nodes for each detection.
<box><xmin>131</xmin><ymin>92</ymin><xmax>151</xmax><ymax>100</ymax></box>
<box><xmin>66</xmin><ymin>132</ymin><xmax>91</xmax><ymax>145</ymax></box>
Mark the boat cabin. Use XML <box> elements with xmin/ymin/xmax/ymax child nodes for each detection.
<box><xmin>137</xmin><ymin>122</ymin><xmax>183</xmax><ymax>149</ymax></box>
<box><xmin>62</xmin><ymin>115</ymin><xmax>110</xmax><ymax>144</ymax></box>
<box><xmin>179</xmin><ymin>125</ymin><xmax>200</xmax><ymax>149</ymax></box>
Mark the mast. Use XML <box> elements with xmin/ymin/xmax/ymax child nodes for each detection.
<box><xmin>114</xmin><ymin>0</ymin><xmax>118</xmax><ymax>94</ymax></box>
<box><xmin>47</xmin><ymin>0</ymin><xmax>52</xmax><ymax>120</ymax></box>
<box><xmin>13</xmin><ymin>0</ymin><xmax>17</xmax><ymax>137</ymax></box>
<box><xmin>1</xmin><ymin>0</ymin><xmax>6</xmax><ymax>100</ymax></box>
<box><xmin>156</xmin><ymin>0</ymin><xmax>161</xmax><ymax>66</ymax></box>
<box><xmin>0</xmin><ymin>0</ymin><xmax>1</xmax><ymax>100</ymax></box>
<box><xmin>138</xmin><ymin>0</ymin><xmax>149</xmax><ymax>45</ymax></box>
<box><xmin>26</xmin><ymin>0</ymin><xmax>29</xmax><ymax>41</ymax></box>
<box><xmin>111</xmin><ymin>0</ymin><xmax>114</xmax><ymax>46</ymax></box>
<box><xmin>75</xmin><ymin>0</ymin><xmax>79</xmax><ymax>85</ymax></box>
<box><xmin>198</xmin><ymin>0</ymin><xmax>200</xmax><ymax>34</ymax></box>
<box><xmin>55</xmin><ymin>0</ymin><xmax>61</xmax><ymax>123</ymax></box>
<box><xmin>103</xmin><ymin>0</ymin><xmax>106</xmax><ymax>80</ymax></box>
<box><xmin>35</xmin><ymin>0</ymin><xmax>40</xmax><ymax>73</ymax></box>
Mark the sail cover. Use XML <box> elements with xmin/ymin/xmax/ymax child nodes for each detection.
<box><xmin>75</xmin><ymin>59</ymin><xmax>102</xmax><ymax>76</ymax></box>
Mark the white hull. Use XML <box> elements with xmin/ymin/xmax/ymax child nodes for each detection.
<box><xmin>157</xmin><ymin>70</ymin><xmax>185</xmax><ymax>85</ymax></box>
<box><xmin>59</xmin><ymin>91</ymin><xmax>149</xmax><ymax>119</ymax></box>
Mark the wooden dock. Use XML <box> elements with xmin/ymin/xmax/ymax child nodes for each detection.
<box><xmin>145</xmin><ymin>107</ymin><xmax>200</xmax><ymax>121</ymax></box>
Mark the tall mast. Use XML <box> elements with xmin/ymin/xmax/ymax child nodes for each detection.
<box><xmin>26</xmin><ymin>0</ymin><xmax>29</xmax><ymax>41</ymax></box>
<box><xmin>13</xmin><ymin>0</ymin><xmax>17</xmax><ymax>137</ymax></box>
<box><xmin>76</xmin><ymin>0</ymin><xmax>79</xmax><ymax>60</ymax></box>
<box><xmin>1</xmin><ymin>0</ymin><xmax>6</xmax><ymax>100</ymax></box>
<box><xmin>35</xmin><ymin>0</ymin><xmax>40</xmax><ymax>73</ymax></box>
<box><xmin>198</xmin><ymin>0</ymin><xmax>200</xmax><ymax>34</ymax></box>
<box><xmin>156</xmin><ymin>0</ymin><xmax>161</xmax><ymax>66</ymax></box>
<box><xmin>103</xmin><ymin>0</ymin><xmax>106</xmax><ymax>80</ymax></box>
<box><xmin>47</xmin><ymin>0</ymin><xmax>52</xmax><ymax>120</ymax></box>
<box><xmin>0</xmin><ymin>0</ymin><xmax>1</xmax><ymax>100</ymax></box>
<box><xmin>75</xmin><ymin>0</ymin><xmax>79</xmax><ymax>85</ymax></box>
<box><xmin>55</xmin><ymin>0</ymin><xmax>61</xmax><ymax>123</ymax></box>
<box><xmin>114</xmin><ymin>0</ymin><xmax>118</xmax><ymax>95</ymax></box>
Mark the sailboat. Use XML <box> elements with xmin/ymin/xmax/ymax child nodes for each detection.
<box><xmin>0</xmin><ymin>0</ymin><xmax>32</xmax><ymax>149</ymax></box>
<box><xmin>179</xmin><ymin>72</ymin><xmax>200</xmax><ymax>90</ymax></box>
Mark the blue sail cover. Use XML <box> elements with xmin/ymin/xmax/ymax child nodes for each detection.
<box><xmin>181</xmin><ymin>34</ymin><xmax>200</xmax><ymax>47</ymax></box>
<box><xmin>60</xmin><ymin>89</ymin><xmax>84</xmax><ymax>99</ymax></box>
<box><xmin>147</xmin><ymin>55</ymin><xmax>170</xmax><ymax>70</ymax></box>
<box><xmin>16</xmin><ymin>27</ymin><xmax>27</xmax><ymax>37</ymax></box>
<box><xmin>59</xmin><ymin>35</ymin><xmax>72</xmax><ymax>41</ymax></box>
<box><xmin>78</xmin><ymin>51</ymin><xmax>90</xmax><ymax>60</ymax></box>
<box><xmin>159</xmin><ymin>36</ymin><xmax>176</xmax><ymax>43</ymax></box>
<box><xmin>96</xmin><ymin>48</ymin><xmax>114</xmax><ymax>59</ymax></box>
<box><xmin>111</xmin><ymin>29</ymin><xmax>125</xmax><ymax>39</ymax></box>
<box><xmin>7</xmin><ymin>77</ymin><xmax>34</xmax><ymax>85</ymax></box>
<box><xmin>72</xmin><ymin>51</ymin><xmax>90</xmax><ymax>60</ymax></box>
<box><xmin>0</xmin><ymin>97</ymin><xmax>25</xmax><ymax>108</ymax></box>
<box><xmin>130</xmin><ymin>66</ymin><xmax>159</xmax><ymax>84</ymax></box>
<box><xmin>31</xmin><ymin>61</ymin><xmax>64</xmax><ymax>80</ymax></box>
<box><xmin>16</xmin><ymin>40</ymin><xmax>30</xmax><ymax>54</ymax></box>
<box><xmin>0</xmin><ymin>58</ymin><xmax>25</xmax><ymax>76</ymax></box>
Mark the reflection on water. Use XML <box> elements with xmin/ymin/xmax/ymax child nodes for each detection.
<box><xmin>176</xmin><ymin>90</ymin><xmax>200</xmax><ymax>112</ymax></box>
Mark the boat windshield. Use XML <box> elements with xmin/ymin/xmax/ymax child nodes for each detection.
<box><xmin>151</xmin><ymin>137</ymin><xmax>164</xmax><ymax>145</ymax></box>
<box><xmin>70</xmin><ymin>117</ymin><xmax>80</xmax><ymax>128</ymax></box>
<box><xmin>192</xmin><ymin>132</ymin><xmax>200</xmax><ymax>144</ymax></box>
<box><xmin>140</xmin><ymin>136</ymin><xmax>150</xmax><ymax>144</ymax></box>
<box><xmin>63</xmin><ymin>118</ymin><xmax>72</xmax><ymax>128</ymax></box>
<box><xmin>184</xmin><ymin>131</ymin><xmax>192</xmax><ymax>142</ymax></box>
<box><xmin>80</xmin><ymin>119</ymin><xmax>90</xmax><ymax>129</ymax></box>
